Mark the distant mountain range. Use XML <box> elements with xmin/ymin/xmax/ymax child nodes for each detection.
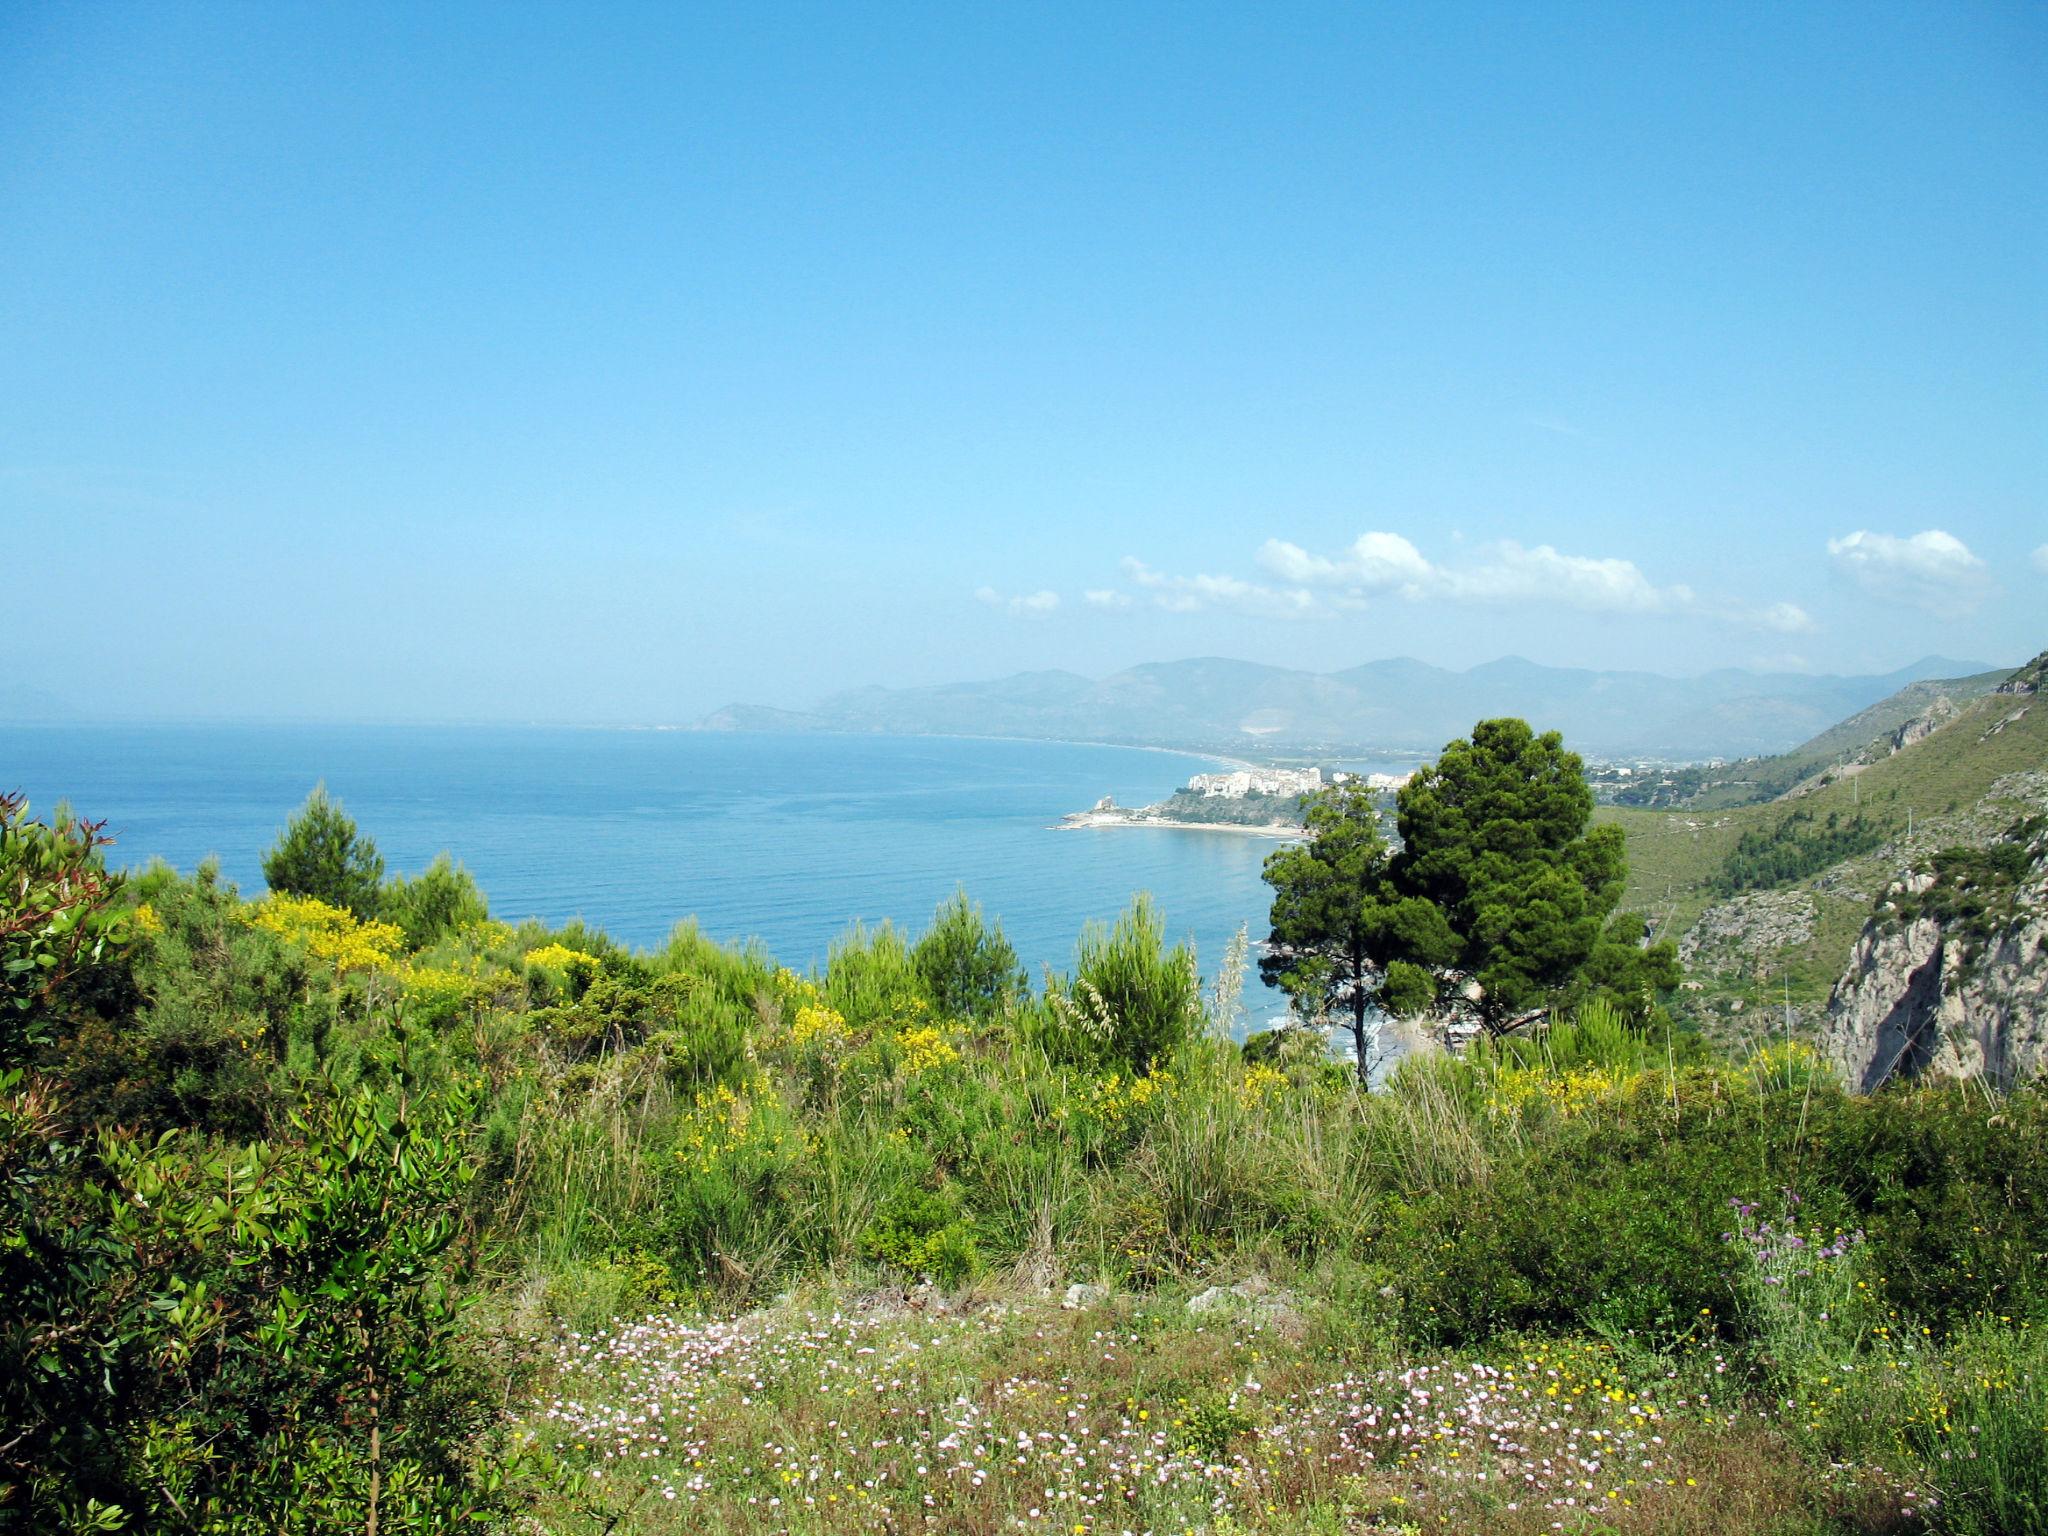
<box><xmin>699</xmin><ymin>654</ymin><xmax>2004</xmax><ymax>760</ymax></box>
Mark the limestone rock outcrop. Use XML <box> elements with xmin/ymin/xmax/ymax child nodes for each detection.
<box><xmin>1886</xmin><ymin>693</ymin><xmax>1958</xmax><ymax>754</ymax></box>
<box><xmin>1994</xmin><ymin>649</ymin><xmax>2044</xmax><ymax>696</ymax></box>
<box><xmin>1822</xmin><ymin>834</ymin><xmax>2048</xmax><ymax>1090</ymax></box>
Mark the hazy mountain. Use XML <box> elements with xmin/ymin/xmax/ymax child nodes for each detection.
<box><xmin>699</xmin><ymin>654</ymin><xmax>2003</xmax><ymax>759</ymax></box>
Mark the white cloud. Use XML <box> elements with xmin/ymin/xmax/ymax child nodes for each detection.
<box><xmin>1826</xmin><ymin>529</ymin><xmax>1988</xmax><ymax>609</ymax></box>
<box><xmin>1257</xmin><ymin>532</ymin><xmax>1435</xmax><ymax>595</ymax></box>
<box><xmin>2033</xmin><ymin>543</ymin><xmax>2048</xmax><ymax>576</ymax></box>
<box><xmin>1082</xmin><ymin>588</ymin><xmax>1132</xmax><ymax>610</ymax></box>
<box><xmin>974</xmin><ymin>585</ymin><xmax>1060</xmax><ymax>617</ymax></box>
<box><xmin>1142</xmin><ymin>529</ymin><xmax>1817</xmax><ymax>633</ymax></box>
<box><xmin>1442</xmin><ymin>541</ymin><xmax>1672</xmax><ymax>613</ymax></box>
<box><xmin>1258</xmin><ymin>532</ymin><xmax>1685</xmax><ymax>615</ymax></box>
<box><xmin>1119</xmin><ymin>558</ymin><xmax>1317</xmax><ymax>619</ymax></box>
<box><xmin>1748</xmin><ymin>600</ymin><xmax>1817</xmax><ymax>635</ymax></box>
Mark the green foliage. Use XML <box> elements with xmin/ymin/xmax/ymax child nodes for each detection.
<box><xmin>912</xmin><ymin>890</ymin><xmax>1025</xmax><ymax>1020</ymax></box>
<box><xmin>1263</xmin><ymin>722</ymin><xmax>1678</xmax><ymax>1053</ymax></box>
<box><xmin>260</xmin><ymin>785</ymin><xmax>385</xmax><ymax>918</ymax></box>
<box><xmin>860</xmin><ymin>1185</ymin><xmax>982</xmax><ymax>1286</ymax></box>
<box><xmin>0</xmin><ymin>793</ymin><xmax>128</xmax><ymax>1065</ymax></box>
<box><xmin>1891</xmin><ymin>820</ymin><xmax>2042</xmax><ymax>960</ymax></box>
<box><xmin>822</xmin><ymin>921</ymin><xmax>923</xmax><ymax>1028</ymax></box>
<box><xmin>16</xmin><ymin>779</ymin><xmax>2048</xmax><ymax>1530</ymax></box>
<box><xmin>1470</xmin><ymin>997</ymin><xmax>1652</xmax><ymax>1078</ymax></box>
<box><xmin>1172</xmin><ymin>1394</ymin><xmax>1257</xmax><ymax>1461</ymax></box>
<box><xmin>1724</xmin><ymin>1189</ymin><xmax>2048</xmax><ymax>1535</ymax></box>
<box><xmin>1550</xmin><ymin>909</ymin><xmax>1685</xmax><ymax>1029</ymax></box>
<box><xmin>381</xmin><ymin>854</ymin><xmax>489</xmax><ymax>951</ymax></box>
<box><xmin>528</xmin><ymin>971</ymin><xmax>678</xmax><ymax>1060</ymax></box>
<box><xmin>1712</xmin><ymin>805</ymin><xmax>1887</xmax><ymax>895</ymax></box>
<box><xmin>55</xmin><ymin>860</ymin><xmax>302</xmax><ymax>1139</ymax></box>
<box><xmin>1388</xmin><ymin>719</ymin><xmax>1660</xmax><ymax>1034</ymax></box>
<box><xmin>1258</xmin><ymin>781</ymin><xmax>1402</xmax><ymax>1081</ymax></box>
<box><xmin>1042</xmin><ymin>895</ymin><xmax>1202</xmax><ymax>1073</ymax></box>
<box><xmin>1906</xmin><ymin>1324</ymin><xmax>2048</xmax><ymax>1535</ymax></box>
<box><xmin>648</xmin><ymin>918</ymin><xmax>778</xmax><ymax>1002</ymax></box>
<box><xmin>2</xmin><ymin>795</ymin><xmax>503</xmax><ymax>1529</ymax></box>
<box><xmin>1</xmin><ymin>1068</ymin><xmax>497</xmax><ymax>1530</ymax></box>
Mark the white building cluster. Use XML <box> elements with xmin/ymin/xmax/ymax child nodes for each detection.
<box><xmin>1185</xmin><ymin>766</ymin><xmax>1327</xmax><ymax>798</ymax></box>
<box><xmin>1183</xmin><ymin>766</ymin><xmax>1415</xmax><ymax>799</ymax></box>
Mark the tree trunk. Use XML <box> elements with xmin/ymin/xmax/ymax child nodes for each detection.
<box><xmin>1350</xmin><ymin>945</ymin><xmax>1372</xmax><ymax>1088</ymax></box>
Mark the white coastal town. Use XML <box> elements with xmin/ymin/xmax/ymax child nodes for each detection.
<box><xmin>1060</xmin><ymin>763</ymin><xmax>1416</xmax><ymax>834</ymax></box>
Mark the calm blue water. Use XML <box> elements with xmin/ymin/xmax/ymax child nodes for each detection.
<box><xmin>1</xmin><ymin>726</ymin><xmax>1409</xmax><ymax>1022</ymax></box>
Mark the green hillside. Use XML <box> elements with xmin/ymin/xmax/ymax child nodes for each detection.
<box><xmin>1604</xmin><ymin>673</ymin><xmax>2047</xmax><ymax>1032</ymax></box>
<box><xmin>1785</xmin><ymin>669</ymin><xmax>2012</xmax><ymax>766</ymax></box>
<box><xmin>1602</xmin><ymin>668</ymin><xmax>2010</xmax><ymax>809</ymax></box>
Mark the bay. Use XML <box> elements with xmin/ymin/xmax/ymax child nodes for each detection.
<box><xmin>1</xmin><ymin>725</ymin><xmax>1415</xmax><ymax>1026</ymax></box>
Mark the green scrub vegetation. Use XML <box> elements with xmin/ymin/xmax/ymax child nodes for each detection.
<box><xmin>3</xmin><ymin>737</ymin><xmax>2045</xmax><ymax>1535</ymax></box>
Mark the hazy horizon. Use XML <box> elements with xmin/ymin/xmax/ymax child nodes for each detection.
<box><xmin>3</xmin><ymin>644</ymin><xmax>2013</xmax><ymax>733</ymax></box>
<box><xmin>4</xmin><ymin>5</ymin><xmax>2042</xmax><ymax>722</ymax></box>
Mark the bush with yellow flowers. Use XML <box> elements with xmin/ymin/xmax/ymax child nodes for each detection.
<box><xmin>242</xmin><ymin>892</ymin><xmax>401</xmax><ymax>973</ymax></box>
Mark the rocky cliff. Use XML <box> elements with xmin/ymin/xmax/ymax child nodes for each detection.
<box><xmin>1994</xmin><ymin>648</ymin><xmax>2044</xmax><ymax>696</ymax></box>
<box><xmin>1882</xmin><ymin>693</ymin><xmax>1958</xmax><ymax>754</ymax></box>
<box><xmin>1822</xmin><ymin>823</ymin><xmax>2048</xmax><ymax>1090</ymax></box>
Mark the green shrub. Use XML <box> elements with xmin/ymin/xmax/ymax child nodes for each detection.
<box><xmin>1471</xmin><ymin>996</ymin><xmax>1651</xmax><ymax>1076</ymax></box>
<box><xmin>823</xmin><ymin>922</ymin><xmax>924</xmax><ymax>1028</ymax></box>
<box><xmin>1172</xmin><ymin>1394</ymin><xmax>1258</xmax><ymax>1462</ymax></box>
<box><xmin>1</xmin><ymin>1068</ymin><xmax>499</xmax><ymax>1529</ymax></box>
<box><xmin>380</xmin><ymin>854</ymin><xmax>489</xmax><ymax>951</ymax></box>
<box><xmin>47</xmin><ymin>862</ymin><xmax>303</xmax><ymax>1139</ymax></box>
<box><xmin>1713</xmin><ymin>806</ymin><xmax>1886</xmax><ymax>895</ymax></box>
<box><xmin>647</xmin><ymin>919</ymin><xmax>778</xmax><ymax>1011</ymax></box>
<box><xmin>1892</xmin><ymin>825</ymin><xmax>2042</xmax><ymax>962</ymax></box>
<box><xmin>1040</xmin><ymin>895</ymin><xmax>1202</xmax><ymax>1073</ymax></box>
<box><xmin>1808</xmin><ymin>1085</ymin><xmax>2048</xmax><ymax>1333</ymax></box>
<box><xmin>912</xmin><ymin>890</ymin><xmax>1026</xmax><ymax>1020</ymax></box>
<box><xmin>260</xmin><ymin>785</ymin><xmax>385</xmax><ymax>918</ymax></box>
<box><xmin>861</xmin><ymin>1185</ymin><xmax>982</xmax><ymax>1287</ymax></box>
<box><xmin>0</xmin><ymin>793</ymin><xmax>129</xmax><ymax>1065</ymax></box>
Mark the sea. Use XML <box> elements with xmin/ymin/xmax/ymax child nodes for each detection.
<box><xmin>1</xmin><ymin>725</ymin><xmax>1420</xmax><ymax>1030</ymax></box>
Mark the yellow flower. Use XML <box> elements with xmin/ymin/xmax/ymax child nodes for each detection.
<box><xmin>401</xmin><ymin>965</ymin><xmax>476</xmax><ymax>1011</ymax></box>
<box><xmin>1238</xmin><ymin>1062</ymin><xmax>1287</xmax><ymax>1108</ymax></box>
<box><xmin>244</xmin><ymin>893</ymin><xmax>400</xmax><ymax>972</ymax></box>
<box><xmin>792</xmin><ymin>1003</ymin><xmax>851</xmax><ymax>1051</ymax></box>
<box><xmin>894</xmin><ymin>1024</ymin><xmax>960</xmax><ymax>1073</ymax></box>
<box><xmin>524</xmin><ymin>942</ymin><xmax>599</xmax><ymax>982</ymax></box>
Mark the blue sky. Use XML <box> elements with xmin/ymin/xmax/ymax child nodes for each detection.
<box><xmin>3</xmin><ymin>2</ymin><xmax>2043</xmax><ymax>722</ymax></box>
